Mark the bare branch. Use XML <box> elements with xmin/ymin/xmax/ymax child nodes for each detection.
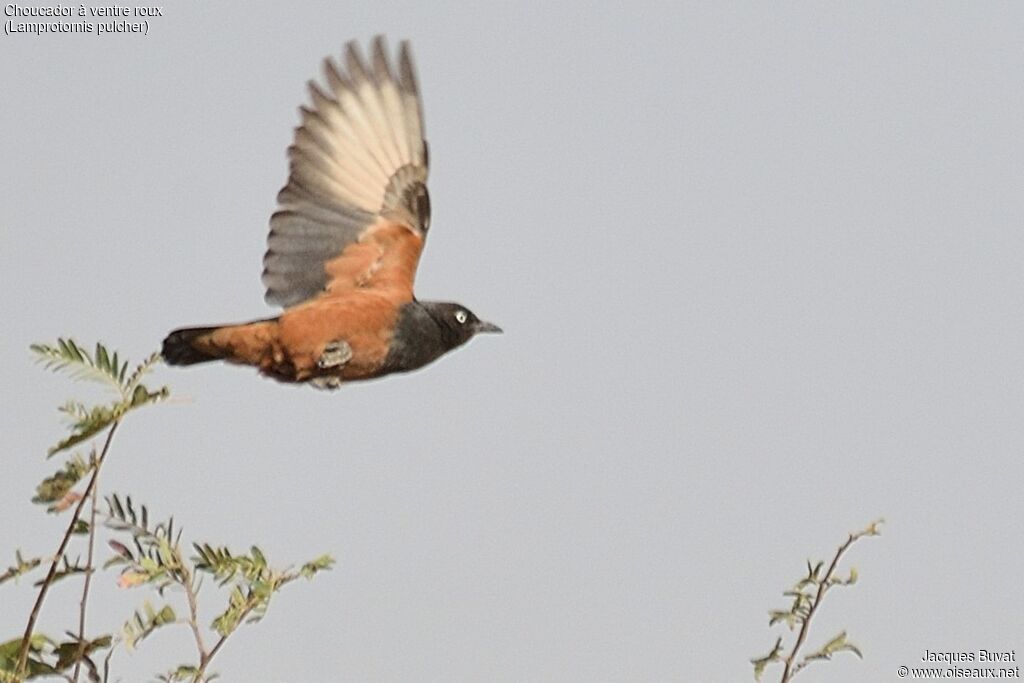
<box><xmin>71</xmin><ymin>468</ymin><xmax>102</xmax><ymax>683</ymax></box>
<box><xmin>16</xmin><ymin>421</ymin><xmax>121</xmax><ymax>678</ymax></box>
<box><xmin>778</xmin><ymin>520</ymin><xmax>882</xmax><ymax>683</ymax></box>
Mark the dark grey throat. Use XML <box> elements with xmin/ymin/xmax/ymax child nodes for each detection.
<box><xmin>381</xmin><ymin>301</ymin><xmax>467</xmax><ymax>374</ymax></box>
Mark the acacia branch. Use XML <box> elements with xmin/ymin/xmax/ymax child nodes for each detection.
<box><xmin>16</xmin><ymin>421</ymin><xmax>121</xmax><ymax>678</ymax></box>
<box><xmin>71</xmin><ymin>463</ymin><xmax>102</xmax><ymax>683</ymax></box>
<box><xmin>191</xmin><ymin>598</ymin><xmax>259</xmax><ymax>683</ymax></box>
<box><xmin>779</xmin><ymin>522</ymin><xmax>878</xmax><ymax>683</ymax></box>
<box><xmin>181</xmin><ymin>562</ymin><xmax>208</xmax><ymax>666</ymax></box>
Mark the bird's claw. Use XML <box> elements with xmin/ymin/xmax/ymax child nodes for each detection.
<box><xmin>317</xmin><ymin>340</ymin><xmax>353</xmax><ymax>369</ymax></box>
<box><xmin>310</xmin><ymin>375</ymin><xmax>343</xmax><ymax>391</ymax></box>
<box><xmin>311</xmin><ymin>340</ymin><xmax>351</xmax><ymax>390</ymax></box>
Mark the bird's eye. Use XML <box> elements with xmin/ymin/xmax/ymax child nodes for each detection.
<box><xmin>455</xmin><ymin>310</ymin><xmax>468</xmax><ymax>324</ymax></box>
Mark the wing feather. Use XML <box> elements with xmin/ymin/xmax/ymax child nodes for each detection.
<box><xmin>262</xmin><ymin>36</ymin><xmax>430</xmax><ymax>308</ymax></box>
<box><xmin>345</xmin><ymin>42</ymin><xmax>402</xmax><ymax>171</ymax></box>
<box><xmin>398</xmin><ymin>43</ymin><xmax>426</xmax><ymax>168</ymax></box>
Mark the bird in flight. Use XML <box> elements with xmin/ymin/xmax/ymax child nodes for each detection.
<box><xmin>162</xmin><ymin>37</ymin><xmax>500</xmax><ymax>389</ymax></box>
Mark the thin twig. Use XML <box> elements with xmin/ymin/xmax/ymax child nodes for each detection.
<box><xmin>102</xmin><ymin>641</ymin><xmax>116</xmax><ymax>683</ymax></box>
<box><xmin>16</xmin><ymin>421</ymin><xmax>121</xmax><ymax>678</ymax></box>
<box><xmin>779</xmin><ymin>531</ymin><xmax>860</xmax><ymax>683</ymax></box>
<box><xmin>71</xmin><ymin>462</ymin><xmax>102</xmax><ymax>683</ymax></box>
<box><xmin>181</xmin><ymin>564</ymin><xmax>208</xmax><ymax>663</ymax></box>
<box><xmin>117</xmin><ymin>516</ymin><xmax>211</xmax><ymax>663</ymax></box>
<box><xmin>191</xmin><ymin>599</ymin><xmax>259</xmax><ymax>683</ymax></box>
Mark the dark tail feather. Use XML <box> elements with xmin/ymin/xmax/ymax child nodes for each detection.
<box><xmin>162</xmin><ymin>326</ymin><xmax>221</xmax><ymax>366</ymax></box>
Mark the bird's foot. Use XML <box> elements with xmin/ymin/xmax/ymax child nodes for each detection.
<box><xmin>317</xmin><ymin>340</ymin><xmax>353</xmax><ymax>369</ymax></box>
<box><xmin>310</xmin><ymin>375</ymin><xmax>343</xmax><ymax>391</ymax></box>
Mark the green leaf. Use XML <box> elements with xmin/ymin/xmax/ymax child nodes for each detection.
<box><xmin>801</xmin><ymin>630</ymin><xmax>864</xmax><ymax>666</ymax></box>
<box><xmin>863</xmin><ymin>518</ymin><xmax>885</xmax><ymax>536</ymax></box>
<box><xmin>32</xmin><ymin>453</ymin><xmax>92</xmax><ymax>507</ymax></box>
<box><xmin>123</xmin><ymin>352</ymin><xmax>163</xmax><ymax>395</ymax></box>
<box><xmin>0</xmin><ymin>634</ymin><xmax>53</xmax><ymax>660</ymax></box>
<box><xmin>49</xmin><ymin>417</ymin><xmax>115</xmax><ymax>457</ymax></box>
<box><xmin>821</xmin><ymin>631</ymin><xmax>847</xmax><ymax>653</ymax></box>
<box><xmin>35</xmin><ymin>557</ymin><xmax>88</xmax><ymax>586</ymax></box>
<box><xmin>157</xmin><ymin>664</ymin><xmax>201</xmax><ymax>682</ymax></box>
<box><xmin>193</xmin><ymin>543</ymin><xmax>241</xmax><ymax>583</ymax></box>
<box><xmin>131</xmin><ymin>384</ymin><xmax>150</xmax><ymax>406</ymax></box>
<box><xmin>750</xmin><ymin>636</ymin><xmax>784</xmax><ymax>681</ymax></box>
<box><xmin>768</xmin><ymin>609</ymin><xmax>797</xmax><ymax>629</ymax></box>
<box><xmin>0</xmin><ymin>634</ymin><xmax>57</xmax><ymax>680</ymax></box>
<box><xmin>844</xmin><ymin>642</ymin><xmax>864</xmax><ymax>658</ymax></box>
<box><xmin>122</xmin><ymin>602</ymin><xmax>177</xmax><ymax>650</ymax></box>
<box><xmin>32</xmin><ymin>340</ymin><xmax>170</xmax><ymax>456</ymax></box>
<box><xmin>52</xmin><ymin>634</ymin><xmax>111</xmax><ymax>671</ymax></box>
<box><xmin>0</xmin><ymin>551</ymin><xmax>43</xmax><ymax>586</ymax></box>
<box><xmin>300</xmin><ymin>554</ymin><xmax>335</xmax><ymax>579</ymax></box>
<box><xmin>212</xmin><ymin>585</ymin><xmax>251</xmax><ymax>637</ymax></box>
<box><xmin>31</xmin><ymin>339</ymin><xmax>125</xmax><ymax>395</ymax></box>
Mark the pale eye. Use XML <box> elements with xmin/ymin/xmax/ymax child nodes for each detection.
<box><xmin>455</xmin><ymin>310</ymin><xmax>468</xmax><ymax>324</ymax></box>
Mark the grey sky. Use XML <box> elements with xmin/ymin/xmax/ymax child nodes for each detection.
<box><xmin>2</xmin><ymin>2</ymin><xmax>1023</xmax><ymax>681</ymax></box>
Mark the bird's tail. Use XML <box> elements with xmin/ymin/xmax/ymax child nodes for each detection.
<box><xmin>162</xmin><ymin>326</ymin><xmax>223</xmax><ymax>366</ymax></box>
<box><xmin>162</xmin><ymin>318</ymin><xmax>279</xmax><ymax>367</ymax></box>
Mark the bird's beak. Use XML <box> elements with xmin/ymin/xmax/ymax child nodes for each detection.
<box><xmin>474</xmin><ymin>320</ymin><xmax>503</xmax><ymax>334</ymax></box>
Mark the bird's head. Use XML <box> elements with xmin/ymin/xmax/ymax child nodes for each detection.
<box><xmin>423</xmin><ymin>301</ymin><xmax>502</xmax><ymax>347</ymax></box>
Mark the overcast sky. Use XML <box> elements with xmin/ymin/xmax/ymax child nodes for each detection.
<box><xmin>2</xmin><ymin>2</ymin><xmax>1023</xmax><ymax>681</ymax></box>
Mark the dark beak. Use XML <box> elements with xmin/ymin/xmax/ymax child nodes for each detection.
<box><xmin>474</xmin><ymin>320</ymin><xmax>503</xmax><ymax>334</ymax></box>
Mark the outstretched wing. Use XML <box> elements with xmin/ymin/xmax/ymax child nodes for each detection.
<box><xmin>262</xmin><ymin>36</ymin><xmax>430</xmax><ymax>308</ymax></box>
